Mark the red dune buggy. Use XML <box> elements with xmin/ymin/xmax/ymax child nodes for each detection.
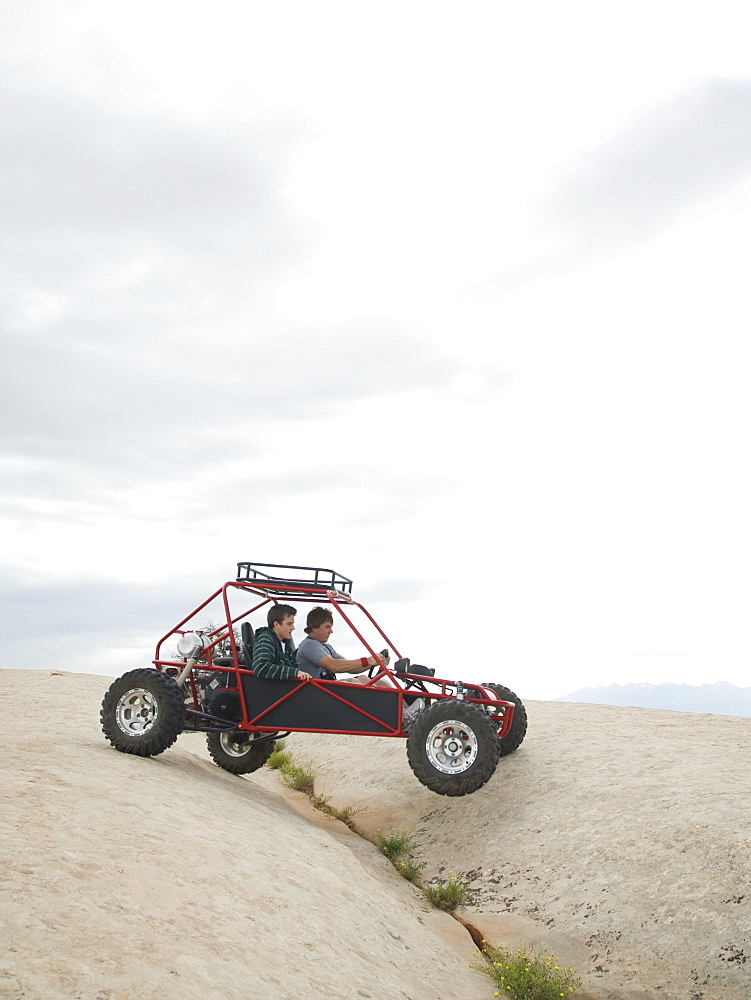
<box><xmin>101</xmin><ymin>563</ymin><xmax>527</xmax><ymax>796</ymax></box>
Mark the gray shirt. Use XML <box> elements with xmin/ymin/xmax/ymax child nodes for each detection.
<box><xmin>296</xmin><ymin>636</ymin><xmax>345</xmax><ymax>678</ymax></box>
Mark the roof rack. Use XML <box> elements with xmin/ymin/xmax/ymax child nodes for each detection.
<box><xmin>236</xmin><ymin>561</ymin><xmax>353</xmax><ymax>598</ymax></box>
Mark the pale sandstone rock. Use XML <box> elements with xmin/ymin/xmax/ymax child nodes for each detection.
<box><xmin>4</xmin><ymin>670</ymin><xmax>749</xmax><ymax>1000</ymax></box>
<box><xmin>294</xmin><ymin>700</ymin><xmax>751</xmax><ymax>1000</ymax></box>
<box><xmin>0</xmin><ymin>670</ymin><xmax>488</xmax><ymax>1000</ymax></box>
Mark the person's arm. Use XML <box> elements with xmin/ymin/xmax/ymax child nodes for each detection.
<box><xmin>253</xmin><ymin>631</ymin><xmax>309</xmax><ymax>681</ymax></box>
<box><xmin>318</xmin><ymin>652</ymin><xmax>388</xmax><ymax>674</ymax></box>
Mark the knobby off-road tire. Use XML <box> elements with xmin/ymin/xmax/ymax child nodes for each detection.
<box><xmin>101</xmin><ymin>668</ymin><xmax>184</xmax><ymax>757</ymax></box>
<box><xmin>206</xmin><ymin>731</ymin><xmax>275</xmax><ymax>775</ymax></box>
<box><xmin>487</xmin><ymin>684</ymin><xmax>528</xmax><ymax>757</ymax></box>
<box><xmin>406</xmin><ymin>699</ymin><xmax>499</xmax><ymax>796</ymax></box>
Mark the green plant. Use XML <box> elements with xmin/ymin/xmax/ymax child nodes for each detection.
<box><xmin>266</xmin><ymin>743</ymin><xmax>361</xmax><ymax>826</ymax></box>
<box><xmin>374</xmin><ymin>827</ymin><xmax>419</xmax><ymax>862</ymax></box>
<box><xmin>266</xmin><ymin>748</ymin><xmax>292</xmax><ymax>770</ymax></box>
<box><xmin>472</xmin><ymin>945</ymin><xmax>581</xmax><ymax>1000</ymax></box>
<box><xmin>280</xmin><ymin>762</ymin><xmax>316</xmax><ymax>794</ymax></box>
<box><xmin>421</xmin><ymin>874</ymin><xmax>468</xmax><ymax>911</ymax></box>
<box><xmin>397</xmin><ymin>856</ymin><xmax>427</xmax><ymax>883</ymax></box>
<box><xmin>309</xmin><ymin>794</ymin><xmax>361</xmax><ymax>826</ymax></box>
<box><xmin>374</xmin><ymin>828</ymin><xmax>431</xmax><ymax>885</ymax></box>
<box><xmin>329</xmin><ymin>803</ymin><xmax>359</xmax><ymax>825</ymax></box>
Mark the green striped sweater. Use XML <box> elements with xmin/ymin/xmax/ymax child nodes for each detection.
<box><xmin>251</xmin><ymin>626</ymin><xmax>298</xmax><ymax>680</ymax></box>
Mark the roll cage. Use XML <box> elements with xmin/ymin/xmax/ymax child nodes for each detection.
<box><xmin>152</xmin><ymin>562</ymin><xmax>516</xmax><ymax>741</ymax></box>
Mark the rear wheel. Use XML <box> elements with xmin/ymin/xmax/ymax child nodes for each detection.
<box><xmin>101</xmin><ymin>668</ymin><xmax>184</xmax><ymax>757</ymax></box>
<box><xmin>487</xmin><ymin>684</ymin><xmax>527</xmax><ymax>756</ymax></box>
<box><xmin>206</xmin><ymin>731</ymin><xmax>275</xmax><ymax>775</ymax></box>
<box><xmin>406</xmin><ymin>699</ymin><xmax>499</xmax><ymax>796</ymax></box>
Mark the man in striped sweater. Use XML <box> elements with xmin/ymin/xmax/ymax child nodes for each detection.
<box><xmin>251</xmin><ymin>604</ymin><xmax>312</xmax><ymax>681</ymax></box>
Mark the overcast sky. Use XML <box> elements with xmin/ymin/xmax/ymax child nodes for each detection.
<box><xmin>2</xmin><ymin>0</ymin><xmax>750</xmax><ymax>699</ymax></box>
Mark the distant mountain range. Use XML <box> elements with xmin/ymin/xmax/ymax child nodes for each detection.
<box><xmin>555</xmin><ymin>681</ymin><xmax>751</xmax><ymax>717</ymax></box>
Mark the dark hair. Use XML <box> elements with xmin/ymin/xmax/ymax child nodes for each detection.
<box><xmin>268</xmin><ymin>604</ymin><xmax>297</xmax><ymax>628</ymax></box>
<box><xmin>305</xmin><ymin>606</ymin><xmax>333</xmax><ymax>634</ymax></box>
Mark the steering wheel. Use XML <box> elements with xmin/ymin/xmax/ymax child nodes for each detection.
<box><xmin>367</xmin><ymin>649</ymin><xmax>391</xmax><ymax>678</ymax></box>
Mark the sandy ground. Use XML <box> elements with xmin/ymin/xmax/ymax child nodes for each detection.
<box><xmin>2</xmin><ymin>670</ymin><xmax>749</xmax><ymax>1000</ymax></box>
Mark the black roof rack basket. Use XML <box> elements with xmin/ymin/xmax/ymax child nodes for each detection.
<box><xmin>236</xmin><ymin>561</ymin><xmax>353</xmax><ymax>598</ymax></box>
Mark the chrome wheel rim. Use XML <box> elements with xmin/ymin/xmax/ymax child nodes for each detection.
<box><xmin>219</xmin><ymin>732</ymin><xmax>252</xmax><ymax>757</ymax></box>
<box><xmin>116</xmin><ymin>688</ymin><xmax>158</xmax><ymax>736</ymax></box>
<box><xmin>425</xmin><ymin>720</ymin><xmax>478</xmax><ymax>774</ymax></box>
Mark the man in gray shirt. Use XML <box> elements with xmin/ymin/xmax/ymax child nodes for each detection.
<box><xmin>296</xmin><ymin>607</ymin><xmax>390</xmax><ymax>682</ymax></box>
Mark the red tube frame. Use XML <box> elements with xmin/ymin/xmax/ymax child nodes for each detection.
<box><xmin>153</xmin><ymin>579</ymin><xmax>515</xmax><ymax>739</ymax></box>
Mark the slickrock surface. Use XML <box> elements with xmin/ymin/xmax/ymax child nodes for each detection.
<box><xmin>3</xmin><ymin>670</ymin><xmax>749</xmax><ymax>1000</ymax></box>
<box><xmin>0</xmin><ymin>670</ymin><xmax>488</xmax><ymax>1000</ymax></box>
<box><xmin>295</xmin><ymin>700</ymin><xmax>751</xmax><ymax>1000</ymax></box>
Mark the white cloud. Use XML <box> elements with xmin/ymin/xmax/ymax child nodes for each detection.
<box><xmin>2</xmin><ymin>2</ymin><xmax>751</xmax><ymax>701</ymax></box>
<box><xmin>547</xmin><ymin>78</ymin><xmax>751</xmax><ymax>250</ymax></box>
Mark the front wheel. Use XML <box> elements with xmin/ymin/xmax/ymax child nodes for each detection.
<box><xmin>206</xmin><ymin>731</ymin><xmax>275</xmax><ymax>775</ymax></box>
<box><xmin>101</xmin><ymin>668</ymin><xmax>184</xmax><ymax>757</ymax></box>
<box><xmin>406</xmin><ymin>700</ymin><xmax>499</xmax><ymax>796</ymax></box>
<box><xmin>487</xmin><ymin>684</ymin><xmax>528</xmax><ymax>756</ymax></box>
